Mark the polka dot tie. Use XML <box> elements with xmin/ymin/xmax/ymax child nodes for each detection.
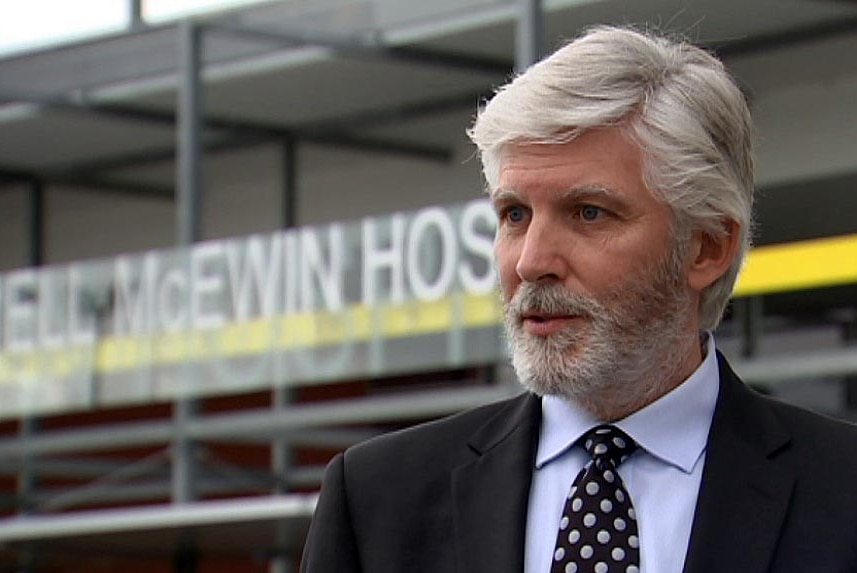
<box><xmin>550</xmin><ymin>425</ymin><xmax>640</xmax><ymax>573</ymax></box>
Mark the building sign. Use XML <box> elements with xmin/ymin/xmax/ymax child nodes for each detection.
<box><xmin>0</xmin><ymin>199</ymin><xmax>504</xmax><ymax>418</ymax></box>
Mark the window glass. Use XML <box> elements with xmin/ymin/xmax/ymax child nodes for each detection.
<box><xmin>0</xmin><ymin>0</ymin><xmax>128</xmax><ymax>56</ymax></box>
<box><xmin>144</xmin><ymin>0</ymin><xmax>267</xmax><ymax>24</ymax></box>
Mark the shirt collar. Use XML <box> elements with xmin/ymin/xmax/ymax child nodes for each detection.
<box><xmin>536</xmin><ymin>334</ymin><xmax>720</xmax><ymax>474</ymax></box>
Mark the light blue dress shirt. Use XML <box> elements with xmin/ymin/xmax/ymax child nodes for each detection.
<box><xmin>525</xmin><ymin>335</ymin><xmax>720</xmax><ymax>573</ymax></box>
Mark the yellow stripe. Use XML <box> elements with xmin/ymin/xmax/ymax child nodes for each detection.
<box><xmin>0</xmin><ymin>293</ymin><xmax>503</xmax><ymax>383</ymax></box>
<box><xmin>734</xmin><ymin>233</ymin><xmax>857</xmax><ymax>296</ymax></box>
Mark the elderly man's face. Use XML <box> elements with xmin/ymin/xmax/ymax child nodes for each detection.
<box><xmin>492</xmin><ymin>127</ymin><xmax>697</xmax><ymax>413</ymax></box>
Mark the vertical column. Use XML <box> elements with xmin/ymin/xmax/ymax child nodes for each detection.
<box><xmin>844</xmin><ymin>318</ymin><xmax>857</xmax><ymax>411</ymax></box>
<box><xmin>28</xmin><ymin>179</ymin><xmax>44</xmax><ymax>267</ymax></box>
<box><xmin>129</xmin><ymin>0</ymin><xmax>144</xmax><ymax>30</ymax></box>
<box><xmin>20</xmin><ymin>179</ymin><xmax>45</xmax><ymax>501</ymax></box>
<box><xmin>173</xmin><ymin>19</ymin><xmax>204</xmax><ymax>573</ymax></box>
<box><xmin>515</xmin><ymin>0</ymin><xmax>544</xmax><ymax>73</ymax></box>
<box><xmin>281</xmin><ymin>137</ymin><xmax>297</xmax><ymax>230</ymax></box>
<box><xmin>270</xmin><ymin>137</ymin><xmax>298</xmax><ymax>573</ymax></box>
<box><xmin>18</xmin><ymin>179</ymin><xmax>44</xmax><ymax>573</ymax></box>
<box><xmin>739</xmin><ymin>297</ymin><xmax>763</xmax><ymax>359</ymax></box>
<box><xmin>176</xmin><ymin>20</ymin><xmax>204</xmax><ymax>248</ymax></box>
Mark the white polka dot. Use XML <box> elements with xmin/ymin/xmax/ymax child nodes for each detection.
<box><xmin>583</xmin><ymin>513</ymin><xmax>597</xmax><ymax>527</ymax></box>
<box><xmin>595</xmin><ymin>562</ymin><xmax>608</xmax><ymax>573</ymax></box>
<box><xmin>572</xmin><ymin>498</ymin><xmax>583</xmax><ymax>512</ymax></box>
<box><xmin>613</xmin><ymin>436</ymin><xmax>626</xmax><ymax>449</ymax></box>
<box><xmin>565</xmin><ymin>564</ymin><xmax>578</xmax><ymax>573</ymax></box>
<box><xmin>600</xmin><ymin>499</ymin><xmax>613</xmax><ymax>513</ymax></box>
<box><xmin>629</xmin><ymin>535</ymin><xmax>639</xmax><ymax>549</ymax></box>
<box><xmin>628</xmin><ymin>507</ymin><xmax>636</xmax><ymax>520</ymax></box>
<box><xmin>585</xmin><ymin>439</ymin><xmax>593</xmax><ymax>450</ymax></box>
<box><xmin>580</xmin><ymin>545</ymin><xmax>594</xmax><ymax>559</ymax></box>
<box><xmin>586</xmin><ymin>482</ymin><xmax>600</xmax><ymax>495</ymax></box>
<box><xmin>560</xmin><ymin>516</ymin><xmax>569</xmax><ymax>530</ymax></box>
<box><xmin>615</xmin><ymin>490</ymin><xmax>625</xmax><ymax>503</ymax></box>
<box><xmin>594</xmin><ymin>444</ymin><xmax>608</xmax><ymax>455</ymax></box>
<box><xmin>596</xmin><ymin>427</ymin><xmax>610</xmax><ymax>435</ymax></box>
<box><xmin>627</xmin><ymin>566</ymin><xmax>639</xmax><ymax>573</ymax></box>
<box><xmin>596</xmin><ymin>530</ymin><xmax>610</xmax><ymax>544</ymax></box>
<box><xmin>614</xmin><ymin>518</ymin><xmax>626</xmax><ymax>531</ymax></box>
<box><xmin>603</xmin><ymin>470</ymin><xmax>615</xmax><ymax>483</ymax></box>
<box><xmin>568</xmin><ymin>530</ymin><xmax>581</xmax><ymax>544</ymax></box>
<box><xmin>612</xmin><ymin>547</ymin><xmax>626</xmax><ymax>561</ymax></box>
<box><xmin>554</xmin><ymin>548</ymin><xmax>565</xmax><ymax>561</ymax></box>
<box><xmin>568</xmin><ymin>485</ymin><xmax>578</xmax><ymax>499</ymax></box>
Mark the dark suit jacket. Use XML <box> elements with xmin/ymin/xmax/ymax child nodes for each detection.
<box><xmin>301</xmin><ymin>353</ymin><xmax>857</xmax><ymax>572</ymax></box>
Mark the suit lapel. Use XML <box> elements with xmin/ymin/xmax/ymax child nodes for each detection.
<box><xmin>683</xmin><ymin>353</ymin><xmax>795</xmax><ymax>573</ymax></box>
<box><xmin>452</xmin><ymin>393</ymin><xmax>541</xmax><ymax>573</ymax></box>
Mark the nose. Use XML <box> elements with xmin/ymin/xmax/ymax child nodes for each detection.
<box><xmin>515</xmin><ymin>216</ymin><xmax>569</xmax><ymax>283</ymax></box>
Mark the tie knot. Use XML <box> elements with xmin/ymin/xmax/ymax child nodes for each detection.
<box><xmin>582</xmin><ymin>425</ymin><xmax>637</xmax><ymax>468</ymax></box>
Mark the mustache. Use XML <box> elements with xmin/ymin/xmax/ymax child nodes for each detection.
<box><xmin>507</xmin><ymin>282</ymin><xmax>602</xmax><ymax>319</ymax></box>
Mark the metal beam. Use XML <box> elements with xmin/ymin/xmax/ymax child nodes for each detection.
<box><xmin>27</xmin><ymin>179</ymin><xmax>44</xmax><ymax>267</ymax></box>
<box><xmin>515</xmin><ymin>0</ymin><xmax>543</xmax><ymax>73</ymax></box>
<box><xmin>61</xmin><ymin>132</ymin><xmax>271</xmax><ymax>175</ymax></box>
<box><xmin>713</xmin><ymin>15</ymin><xmax>857</xmax><ymax>58</ymax></box>
<box><xmin>297</xmin><ymin>90</ymin><xmax>487</xmax><ymax>135</ymax></box>
<box><xmin>5</xmin><ymin>466</ymin><xmax>326</xmax><ymax>512</ymax></box>
<box><xmin>191</xmin><ymin>386</ymin><xmax>515</xmax><ymax>441</ymax></box>
<box><xmin>731</xmin><ymin>346</ymin><xmax>857</xmax><ymax>388</ymax></box>
<box><xmin>0</xmin><ymin>495</ymin><xmax>317</xmax><ymax>544</ymax></box>
<box><xmin>203</xmin><ymin>22</ymin><xmax>511</xmax><ymax>76</ymax></box>
<box><xmin>17</xmin><ymin>418</ymin><xmax>39</xmax><ymax>515</ymax></box>
<box><xmin>0</xmin><ymin>166</ymin><xmax>174</xmax><ymax>199</ymax></box>
<box><xmin>173</xmin><ymin>21</ymin><xmax>204</xmax><ymax>510</ymax></box>
<box><xmin>176</xmin><ymin>20</ymin><xmax>204</xmax><ymax>246</ymax></box>
<box><xmin>0</xmin><ymin>89</ymin><xmax>454</xmax><ymax>173</ymax></box>
<box><xmin>736</xmin><ymin>297</ymin><xmax>764</xmax><ymax>358</ymax></box>
<box><xmin>0</xmin><ymin>456</ymin><xmax>163</xmax><ymax>479</ymax></box>
<box><xmin>130</xmin><ymin>0</ymin><xmax>144</xmax><ymax>30</ymax></box>
<box><xmin>0</xmin><ymin>427</ymin><xmax>371</xmax><ymax>477</ymax></box>
<box><xmin>0</xmin><ymin>386</ymin><xmax>512</xmax><ymax>458</ymax></box>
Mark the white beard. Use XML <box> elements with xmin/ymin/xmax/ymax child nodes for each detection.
<box><xmin>502</xmin><ymin>247</ymin><xmax>695</xmax><ymax>418</ymax></box>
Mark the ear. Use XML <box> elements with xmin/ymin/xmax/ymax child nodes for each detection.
<box><xmin>686</xmin><ymin>220</ymin><xmax>741</xmax><ymax>293</ymax></box>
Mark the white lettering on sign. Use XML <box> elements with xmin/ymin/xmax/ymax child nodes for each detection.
<box><xmin>301</xmin><ymin>225</ymin><xmax>344</xmax><ymax>312</ymax></box>
<box><xmin>226</xmin><ymin>234</ymin><xmax>282</xmax><ymax>321</ymax></box>
<box><xmin>114</xmin><ymin>252</ymin><xmax>159</xmax><ymax>335</ymax></box>
<box><xmin>362</xmin><ymin>213</ymin><xmax>406</xmax><ymax>305</ymax></box>
<box><xmin>407</xmin><ymin>207</ymin><xmax>457</xmax><ymax>302</ymax></box>
<box><xmin>458</xmin><ymin>199</ymin><xmax>496</xmax><ymax>294</ymax></box>
<box><xmin>0</xmin><ymin>199</ymin><xmax>497</xmax><ymax>350</ymax></box>
<box><xmin>192</xmin><ymin>242</ymin><xmax>227</xmax><ymax>330</ymax></box>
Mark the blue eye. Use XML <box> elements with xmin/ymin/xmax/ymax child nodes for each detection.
<box><xmin>580</xmin><ymin>205</ymin><xmax>602</xmax><ymax>221</ymax></box>
<box><xmin>507</xmin><ymin>206</ymin><xmax>525</xmax><ymax>223</ymax></box>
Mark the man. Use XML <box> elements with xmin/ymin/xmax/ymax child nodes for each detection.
<box><xmin>300</xmin><ymin>26</ymin><xmax>857</xmax><ymax>573</ymax></box>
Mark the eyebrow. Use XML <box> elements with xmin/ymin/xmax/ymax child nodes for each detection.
<box><xmin>491</xmin><ymin>188</ymin><xmax>522</xmax><ymax>205</ymax></box>
<box><xmin>558</xmin><ymin>184</ymin><xmax>616</xmax><ymax>201</ymax></box>
<box><xmin>492</xmin><ymin>184</ymin><xmax>618</xmax><ymax>204</ymax></box>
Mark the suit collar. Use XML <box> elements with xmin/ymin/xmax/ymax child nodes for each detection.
<box><xmin>683</xmin><ymin>352</ymin><xmax>795</xmax><ymax>573</ymax></box>
<box><xmin>452</xmin><ymin>393</ymin><xmax>541</xmax><ymax>573</ymax></box>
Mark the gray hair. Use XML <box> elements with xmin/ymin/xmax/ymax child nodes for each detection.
<box><xmin>468</xmin><ymin>25</ymin><xmax>754</xmax><ymax>331</ymax></box>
